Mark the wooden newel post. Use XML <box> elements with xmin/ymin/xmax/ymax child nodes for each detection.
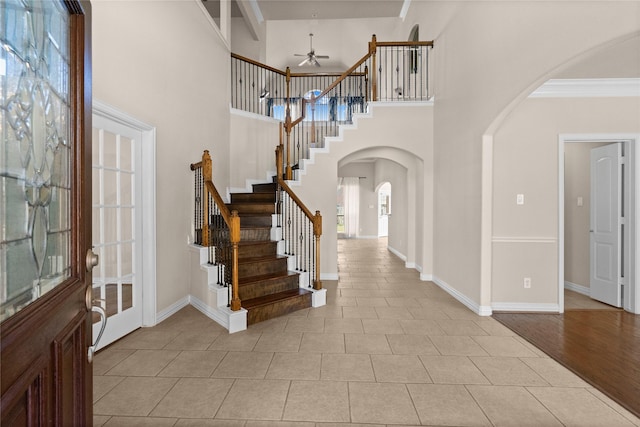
<box><xmin>285</xmin><ymin>67</ymin><xmax>293</xmax><ymax>180</ymax></box>
<box><xmin>313</xmin><ymin>210</ymin><xmax>322</xmax><ymax>290</ymax></box>
<box><xmin>202</xmin><ymin>150</ymin><xmax>212</xmax><ymax>246</ymax></box>
<box><xmin>229</xmin><ymin>210</ymin><xmax>242</xmax><ymax>311</ymax></box>
<box><xmin>369</xmin><ymin>34</ymin><xmax>377</xmax><ymax>102</ymax></box>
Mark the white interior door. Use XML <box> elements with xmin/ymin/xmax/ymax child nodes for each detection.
<box><xmin>378</xmin><ymin>182</ymin><xmax>391</xmax><ymax>237</ymax></box>
<box><xmin>590</xmin><ymin>143</ymin><xmax>622</xmax><ymax>307</ymax></box>
<box><xmin>92</xmin><ymin>114</ymin><xmax>144</xmax><ymax>349</ymax></box>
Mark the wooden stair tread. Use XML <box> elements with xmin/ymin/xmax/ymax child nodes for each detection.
<box><xmin>242</xmin><ymin>288</ymin><xmax>312</xmax><ymax>309</ymax></box>
<box><xmin>238</xmin><ymin>271</ymin><xmax>299</xmax><ymax>286</ymax></box>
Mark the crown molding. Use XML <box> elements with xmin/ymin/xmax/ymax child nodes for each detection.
<box><xmin>529</xmin><ymin>78</ymin><xmax>640</xmax><ymax>98</ymax></box>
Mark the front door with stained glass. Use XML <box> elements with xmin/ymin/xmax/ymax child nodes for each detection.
<box><xmin>0</xmin><ymin>1</ymin><xmax>93</xmax><ymax>425</ymax></box>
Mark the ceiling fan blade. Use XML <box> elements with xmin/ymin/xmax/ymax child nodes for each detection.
<box><xmin>298</xmin><ymin>57</ymin><xmax>310</xmax><ymax>67</ymax></box>
<box><xmin>294</xmin><ymin>53</ymin><xmax>307</xmax><ymax>57</ymax></box>
<box><xmin>315</xmin><ymin>55</ymin><xmax>330</xmax><ymax>59</ymax></box>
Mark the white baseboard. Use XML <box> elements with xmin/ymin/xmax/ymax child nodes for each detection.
<box><xmin>190</xmin><ymin>295</ymin><xmax>247</xmax><ymax>333</ymax></box>
<box><xmin>155</xmin><ymin>297</ymin><xmax>190</xmax><ymax>325</ymax></box>
<box><xmin>432</xmin><ymin>275</ymin><xmax>492</xmax><ymax>316</ymax></box>
<box><xmin>564</xmin><ymin>281</ymin><xmax>590</xmax><ymax>296</ymax></box>
<box><xmin>492</xmin><ymin>302</ymin><xmax>561</xmax><ymax>312</ymax></box>
<box><xmin>387</xmin><ymin>245</ymin><xmax>407</xmax><ymax>262</ymax></box>
<box><xmin>420</xmin><ymin>273</ymin><xmax>433</xmax><ymax>281</ymax></box>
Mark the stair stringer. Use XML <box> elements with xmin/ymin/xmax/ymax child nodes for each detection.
<box><xmin>188</xmin><ymin>243</ymin><xmax>247</xmax><ymax>333</ymax></box>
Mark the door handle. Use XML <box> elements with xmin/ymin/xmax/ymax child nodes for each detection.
<box><xmin>86</xmin><ymin>248</ymin><xmax>99</xmax><ymax>272</ymax></box>
<box><xmin>88</xmin><ymin>304</ymin><xmax>107</xmax><ymax>363</ymax></box>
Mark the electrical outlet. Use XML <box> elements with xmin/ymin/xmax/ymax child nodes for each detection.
<box><xmin>523</xmin><ymin>277</ymin><xmax>531</xmax><ymax>288</ymax></box>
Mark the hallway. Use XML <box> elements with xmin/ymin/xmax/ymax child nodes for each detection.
<box><xmin>93</xmin><ymin>238</ymin><xmax>640</xmax><ymax>426</ymax></box>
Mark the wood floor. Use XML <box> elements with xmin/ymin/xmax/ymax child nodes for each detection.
<box><xmin>493</xmin><ymin>303</ymin><xmax>640</xmax><ymax>419</ymax></box>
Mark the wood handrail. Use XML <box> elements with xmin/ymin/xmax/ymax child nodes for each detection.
<box><xmin>231</xmin><ymin>52</ymin><xmax>287</xmax><ymax>76</ymax></box>
<box><xmin>192</xmin><ymin>150</ymin><xmax>241</xmax><ymax>311</ymax></box>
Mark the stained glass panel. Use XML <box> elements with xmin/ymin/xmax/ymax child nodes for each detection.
<box><xmin>1</xmin><ymin>0</ymin><xmax>71</xmax><ymax>321</ymax></box>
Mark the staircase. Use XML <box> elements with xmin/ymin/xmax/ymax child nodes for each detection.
<box><xmin>228</xmin><ymin>182</ymin><xmax>313</xmax><ymax>325</ymax></box>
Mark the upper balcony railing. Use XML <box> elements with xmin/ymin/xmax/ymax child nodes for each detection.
<box><xmin>231</xmin><ymin>35</ymin><xmax>433</xmax><ymax>177</ymax></box>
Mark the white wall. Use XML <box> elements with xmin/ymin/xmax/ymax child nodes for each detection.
<box><xmin>229</xmin><ymin>111</ymin><xmax>280</xmax><ymax>193</ymax></box>
<box><xmin>492</xmin><ymin>97</ymin><xmax>640</xmax><ymax>308</ymax></box>
<box><xmin>92</xmin><ymin>1</ymin><xmax>230</xmax><ymax>315</ymax></box>
<box><xmin>402</xmin><ymin>1</ymin><xmax>640</xmax><ymax>313</ymax></box>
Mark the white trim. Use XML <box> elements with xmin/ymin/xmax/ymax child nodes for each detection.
<box><xmin>492</xmin><ymin>237</ymin><xmax>557</xmax><ymax>244</ymax></box>
<box><xmin>190</xmin><ymin>295</ymin><xmax>247</xmax><ymax>333</ymax></box>
<box><xmin>492</xmin><ymin>302</ymin><xmax>560</xmax><ymax>312</ymax></box>
<box><xmin>156</xmin><ymin>297</ymin><xmax>190</xmax><ymax>324</ymax></box>
<box><xmin>248</xmin><ymin>0</ymin><xmax>263</xmax><ymax>23</ymax></box>
<box><xmin>321</xmin><ymin>273</ymin><xmax>339</xmax><ymax>281</ymax></box>
<box><xmin>370</xmin><ymin>100</ymin><xmax>434</xmax><ymax>108</ymax></box>
<box><xmin>432</xmin><ymin>275</ymin><xmax>492</xmax><ymax>316</ymax></box>
<box><xmin>400</xmin><ymin>0</ymin><xmax>411</xmax><ymax>20</ymax></box>
<box><xmin>387</xmin><ymin>245</ymin><xmax>407</xmax><ymax>261</ymax></box>
<box><xmin>195</xmin><ymin>0</ymin><xmax>230</xmax><ymax>51</ymax></box>
<box><xmin>92</xmin><ymin>100</ymin><xmax>158</xmax><ymax>328</ymax></box>
<box><xmin>530</xmin><ymin>78</ymin><xmax>640</xmax><ymax>98</ymax></box>
<box><xmin>420</xmin><ymin>273</ymin><xmax>433</xmax><ymax>281</ymax></box>
<box><xmin>564</xmin><ymin>281</ymin><xmax>590</xmax><ymax>296</ymax></box>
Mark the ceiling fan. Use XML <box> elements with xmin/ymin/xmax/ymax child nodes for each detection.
<box><xmin>294</xmin><ymin>33</ymin><xmax>329</xmax><ymax>67</ymax></box>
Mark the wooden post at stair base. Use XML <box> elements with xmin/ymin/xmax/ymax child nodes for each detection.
<box><xmin>313</xmin><ymin>210</ymin><xmax>322</xmax><ymax>290</ymax></box>
<box><xmin>285</xmin><ymin>67</ymin><xmax>293</xmax><ymax>180</ymax></box>
<box><xmin>369</xmin><ymin>34</ymin><xmax>377</xmax><ymax>102</ymax></box>
<box><xmin>229</xmin><ymin>210</ymin><xmax>241</xmax><ymax>311</ymax></box>
<box><xmin>202</xmin><ymin>150</ymin><xmax>212</xmax><ymax>247</ymax></box>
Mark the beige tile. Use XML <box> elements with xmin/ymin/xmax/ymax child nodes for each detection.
<box><xmin>94</xmin><ymin>415</ymin><xmax>110</xmax><ymax>427</ymax></box>
<box><xmin>371</xmin><ymin>354</ymin><xmax>432</xmax><ymax>383</ymax></box>
<box><xmin>419</xmin><ymin>355</ymin><xmax>490</xmax><ymax>385</ymax></box>
<box><xmin>284</xmin><ymin>316</ymin><xmax>325</xmax><ymax>333</ymax></box>
<box><xmin>246</xmin><ymin>422</ymin><xmax>313</xmax><ymax>427</ymax></box>
<box><xmin>361</xmin><ymin>318</ymin><xmax>404</xmax><ymax>334</ymax></box>
<box><xmin>94</xmin><ymin>377</ymin><xmax>178</xmax><ymax>416</ymax></box>
<box><xmin>253</xmin><ymin>332</ymin><xmax>302</xmax><ymax>352</ymax></box>
<box><xmin>320</xmin><ymin>353</ymin><xmax>375</xmax><ymax>381</ymax></box>
<box><xmin>306</xmin><ymin>305</ymin><xmax>344</xmax><ymax>318</ymax></box>
<box><xmin>94</xmin><ymin>349</ymin><xmax>136</xmax><ymax>375</ymax></box>
<box><xmin>211</xmin><ymin>351</ymin><xmax>273</xmax><ymax>379</ymax></box>
<box><xmin>471</xmin><ymin>336</ymin><xmax>539</xmax><ymax>357</ymax></box>
<box><xmin>299</xmin><ymin>332</ymin><xmax>345</xmax><ymax>353</ymax></box>
<box><xmin>103</xmin><ymin>417</ymin><xmax>178</xmax><ymax>426</ymax></box>
<box><xmin>475</xmin><ymin>318</ymin><xmax>515</xmax><ymax>336</ymax></box>
<box><xmin>348</xmin><ymin>382</ymin><xmax>420</xmax><ymax>425</ymax></box>
<box><xmin>407</xmin><ymin>384</ymin><xmax>491</xmax><ymax>426</ymax></box>
<box><xmin>265</xmin><ymin>352</ymin><xmax>321</xmax><ymax>380</ymax></box>
<box><xmin>528</xmin><ymin>387</ymin><xmax>636</xmax><ymax>426</ymax></box>
<box><xmin>407</xmin><ymin>307</ymin><xmax>451</xmax><ymax>320</ymax></box>
<box><xmin>158</xmin><ymin>350</ymin><xmax>226</xmax><ymax>377</ymax></box>
<box><xmin>344</xmin><ymin>333</ymin><xmax>392</xmax><ymax>354</ymax></box>
<box><xmin>436</xmin><ymin>319</ymin><xmax>489</xmax><ymax>336</ymax></box>
<box><xmin>355</xmin><ymin>297</ymin><xmax>389</xmax><ymax>307</ymax></box>
<box><xmin>150</xmin><ymin>377</ymin><xmax>234</xmax><ymax>418</ymax></box>
<box><xmin>327</xmin><ymin>296</ymin><xmax>357</xmax><ymax>307</ymax></box>
<box><xmin>111</xmin><ymin>328</ymin><xmax>181</xmax><ymax>350</ymax></box>
<box><xmin>386</xmin><ymin>334</ymin><xmax>440</xmax><ymax>355</ymax></box>
<box><xmin>94</xmin><ymin>376</ymin><xmax>125</xmax><ymax>403</ymax></box>
<box><xmin>216</xmin><ymin>379</ymin><xmax>290</xmax><ymax>420</ymax></box>
<box><xmin>176</xmin><ymin>420</ymin><xmax>246</xmax><ymax>426</ymax></box>
<box><xmin>106</xmin><ymin>349</ymin><xmax>180</xmax><ymax>376</ymax></box>
<box><xmin>399</xmin><ymin>319</ymin><xmax>446</xmax><ymax>335</ymax></box>
<box><xmin>163</xmin><ymin>328</ymin><xmax>222</xmax><ymax>350</ymax></box>
<box><xmin>209</xmin><ymin>330</ymin><xmax>261</xmax><ymax>351</ymax></box>
<box><xmin>384</xmin><ymin>297</ymin><xmax>423</xmax><ymax>308</ymax></box>
<box><xmin>467</xmin><ymin>385</ymin><xmax>563</xmax><ymax>426</ymax></box>
<box><xmin>586</xmin><ymin>388</ymin><xmax>640</xmax><ymax>426</ymax></box>
<box><xmin>470</xmin><ymin>357</ymin><xmax>548</xmax><ymax>386</ymax></box>
<box><xmin>520</xmin><ymin>357</ymin><xmax>589</xmax><ymax>387</ymax></box>
<box><xmin>246</xmin><ymin>316</ymin><xmax>288</xmax><ymax>333</ymax></box>
<box><xmin>324</xmin><ymin>317</ymin><xmax>364</xmax><ymax>334</ymax></box>
<box><xmin>342</xmin><ymin>306</ymin><xmax>379</xmax><ymax>319</ymax></box>
<box><xmin>429</xmin><ymin>336</ymin><xmax>489</xmax><ymax>356</ymax></box>
<box><xmin>373</xmin><ymin>306</ymin><xmax>414</xmax><ymax>319</ymax></box>
<box><xmin>282</xmin><ymin>380</ymin><xmax>350</xmax><ymax>422</ymax></box>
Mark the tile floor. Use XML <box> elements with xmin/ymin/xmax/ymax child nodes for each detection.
<box><xmin>93</xmin><ymin>238</ymin><xmax>640</xmax><ymax>426</ymax></box>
